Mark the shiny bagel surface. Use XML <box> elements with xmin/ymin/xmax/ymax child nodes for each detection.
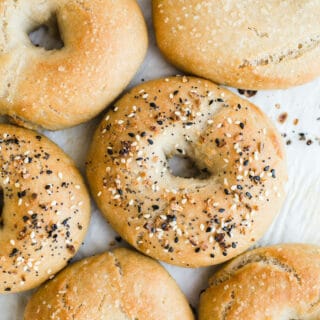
<box><xmin>0</xmin><ymin>124</ymin><xmax>90</xmax><ymax>293</ymax></box>
<box><xmin>199</xmin><ymin>244</ymin><xmax>320</xmax><ymax>320</ymax></box>
<box><xmin>153</xmin><ymin>0</ymin><xmax>320</xmax><ymax>89</ymax></box>
<box><xmin>0</xmin><ymin>0</ymin><xmax>148</xmax><ymax>129</ymax></box>
<box><xmin>87</xmin><ymin>76</ymin><xmax>287</xmax><ymax>267</ymax></box>
<box><xmin>24</xmin><ymin>248</ymin><xmax>195</xmax><ymax>320</ymax></box>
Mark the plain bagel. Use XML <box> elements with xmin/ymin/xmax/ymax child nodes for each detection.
<box><xmin>24</xmin><ymin>248</ymin><xmax>195</xmax><ymax>320</ymax></box>
<box><xmin>0</xmin><ymin>0</ymin><xmax>147</xmax><ymax>130</ymax></box>
<box><xmin>0</xmin><ymin>124</ymin><xmax>90</xmax><ymax>293</ymax></box>
<box><xmin>153</xmin><ymin>0</ymin><xmax>320</xmax><ymax>90</ymax></box>
<box><xmin>86</xmin><ymin>76</ymin><xmax>287</xmax><ymax>267</ymax></box>
<box><xmin>199</xmin><ymin>244</ymin><xmax>320</xmax><ymax>319</ymax></box>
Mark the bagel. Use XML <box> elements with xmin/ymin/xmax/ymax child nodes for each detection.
<box><xmin>153</xmin><ymin>0</ymin><xmax>320</xmax><ymax>89</ymax></box>
<box><xmin>199</xmin><ymin>244</ymin><xmax>320</xmax><ymax>320</ymax></box>
<box><xmin>0</xmin><ymin>124</ymin><xmax>90</xmax><ymax>293</ymax></box>
<box><xmin>86</xmin><ymin>76</ymin><xmax>287</xmax><ymax>267</ymax></box>
<box><xmin>0</xmin><ymin>0</ymin><xmax>147</xmax><ymax>130</ymax></box>
<box><xmin>24</xmin><ymin>248</ymin><xmax>195</xmax><ymax>320</ymax></box>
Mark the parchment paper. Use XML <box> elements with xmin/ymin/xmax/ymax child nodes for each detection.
<box><xmin>1</xmin><ymin>1</ymin><xmax>320</xmax><ymax>318</ymax></box>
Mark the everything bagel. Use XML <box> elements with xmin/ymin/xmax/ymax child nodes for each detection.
<box><xmin>86</xmin><ymin>76</ymin><xmax>287</xmax><ymax>267</ymax></box>
<box><xmin>0</xmin><ymin>124</ymin><xmax>90</xmax><ymax>293</ymax></box>
<box><xmin>0</xmin><ymin>0</ymin><xmax>147</xmax><ymax>130</ymax></box>
<box><xmin>199</xmin><ymin>244</ymin><xmax>320</xmax><ymax>319</ymax></box>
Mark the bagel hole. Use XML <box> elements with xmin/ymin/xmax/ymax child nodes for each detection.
<box><xmin>168</xmin><ymin>155</ymin><xmax>210</xmax><ymax>179</ymax></box>
<box><xmin>28</xmin><ymin>14</ymin><xmax>64</xmax><ymax>50</ymax></box>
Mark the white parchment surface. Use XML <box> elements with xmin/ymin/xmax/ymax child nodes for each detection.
<box><xmin>1</xmin><ymin>1</ymin><xmax>320</xmax><ymax>319</ymax></box>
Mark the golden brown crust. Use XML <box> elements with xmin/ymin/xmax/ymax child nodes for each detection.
<box><xmin>0</xmin><ymin>0</ymin><xmax>148</xmax><ymax>130</ymax></box>
<box><xmin>86</xmin><ymin>76</ymin><xmax>287</xmax><ymax>267</ymax></box>
<box><xmin>0</xmin><ymin>124</ymin><xmax>90</xmax><ymax>293</ymax></box>
<box><xmin>153</xmin><ymin>0</ymin><xmax>320</xmax><ymax>90</ymax></box>
<box><xmin>199</xmin><ymin>244</ymin><xmax>320</xmax><ymax>320</ymax></box>
<box><xmin>24</xmin><ymin>248</ymin><xmax>195</xmax><ymax>320</ymax></box>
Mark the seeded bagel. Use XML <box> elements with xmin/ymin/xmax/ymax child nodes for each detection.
<box><xmin>0</xmin><ymin>124</ymin><xmax>90</xmax><ymax>293</ymax></box>
<box><xmin>0</xmin><ymin>0</ymin><xmax>147</xmax><ymax>130</ymax></box>
<box><xmin>86</xmin><ymin>76</ymin><xmax>287</xmax><ymax>267</ymax></box>
<box><xmin>199</xmin><ymin>244</ymin><xmax>320</xmax><ymax>320</ymax></box>
<box><xmin>24</xmin><ymin>248</ymin><xmax>195</xmax><ymax>320</ymax></box>
<box><xmin>153</xmin><ymin>0</ymin><xmax>320</xmax><ymax>89</ymax></box>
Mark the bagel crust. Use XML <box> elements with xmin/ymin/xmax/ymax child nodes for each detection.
<box><xmin>86</xmin><ymin>76</ymin><xmax>287</xmax><ymax>267</ymax></box>
<box><xmin>0</xmin><ymin>124</ymin><xmax>90</xmax><ymax>293</ymax></box>
<box><xmin>0</xmin><ymin>0</ymin><xmax>147</xmax><ymax>130</ymax></box>
<box><xmin>153</xmin><ymin>0</ymin><xmax>320</xmax><ymax>90</ymax></box>
<box><xmin>24</xmin><ymin>248</ymin><xmax>195</xmax><ymax>320</ymax></box>
<box><xmin>199</xmin><ymin>244</ymin><xmax>320</xmax><ymax>320</ymax></box>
